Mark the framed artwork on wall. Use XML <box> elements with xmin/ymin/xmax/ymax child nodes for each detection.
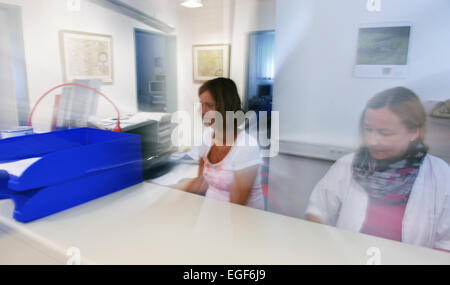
<box><xmin>60</xmin><ymin>30</ymin><xmax>113</xmax><ymax>83</ymax></box>
<box><xmin>354</xmin><ymin>22</ymin><xmax>412</xmax><ymax>79</ymax></box>
<box><xmin>192</xmin><ymin>44</ymin><xmax>230</xmax><ymax>82</ymax></box>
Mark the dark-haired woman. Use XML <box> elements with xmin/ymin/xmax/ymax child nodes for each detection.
<box><xmin>176</xmin><ymin>77</ymin><xmax>264</xmax><ymax>210</ymax></box>
<box><xmin>305</xmin><ymin>87</ymin><xmax>450</xmax><ymax>251</ymax></box>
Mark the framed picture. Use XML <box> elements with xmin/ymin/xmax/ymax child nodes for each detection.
<box><xmin>60</xmin><ymin>30</ymin><xmax>114</xmax><ymax>83</ymax></box>
<box><xmin>192</xmin><ymin>44</ymin><xmax>230</xmax><ymax>82</ymax></box>
<box><xmin>354</xmin><ymin>22</ymin><xmax>412</xmax><ymax>78</ymax></box>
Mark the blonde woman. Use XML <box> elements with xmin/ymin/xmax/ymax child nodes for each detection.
<box><xmin>306</xmin><ymin>87</ymin><xmax>450</xmax><ymax>252</ymax></box>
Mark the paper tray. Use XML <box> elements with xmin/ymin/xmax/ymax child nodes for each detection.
<box><xmin>0</xmin><ymin>128</ymin><xmax>143</xmax><ymax>222</ymax></box>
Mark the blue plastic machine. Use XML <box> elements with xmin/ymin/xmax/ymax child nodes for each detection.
<box><xmin>0</xmin><ymin>128</ymin><xmax>143</xmax><ymax>222</ymax></box>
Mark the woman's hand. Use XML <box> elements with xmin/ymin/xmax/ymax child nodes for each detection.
<box><xmin>171</xmin><ymin>159</ymin><xmax>208</xmax><ymax>194</ymax></box>
<box><xmin>306</xmin><ymin>214</ymin><xmax>324</xmax><ymax>224</ymax></box>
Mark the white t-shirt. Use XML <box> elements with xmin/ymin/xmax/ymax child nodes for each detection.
<box><xmin>198</xmin><ymin>130</ymin><xmax>264</xmax><ymax>210</ymax></box>
<box><xmin>305</xmin><ymin>153</ymin><xmax>450</xmax><ymax>250</ymax></box>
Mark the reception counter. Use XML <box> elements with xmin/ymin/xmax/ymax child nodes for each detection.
<box><xmin>0</xmin><ymin>181</ymin><xmax>449</xmax><ymax>265</ymax></box>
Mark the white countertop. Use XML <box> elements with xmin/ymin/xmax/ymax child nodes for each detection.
<box><xmin>0</xmin><ymin>176</ymin><xmax>449</xmax><ymax>264</ymax></box>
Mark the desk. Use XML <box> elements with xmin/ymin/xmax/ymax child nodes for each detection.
<box><xmin>0</xmin><ymin>181</ymin><xmax>449</xmax><ymax>265</ymax></box>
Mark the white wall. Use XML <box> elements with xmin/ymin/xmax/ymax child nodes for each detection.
<box><xmin>269</xmin><ymin>0</ymin><xmax>450</xmax><ymax>220</ymax></box>
<box><xmin>274</xmin><ymin>0</ymin><xmax>450</xmax><ymax>149</ymax></box>
<box><xmin>177</xmin><ymin>0</ymin><xmax>277</xmax><ymax>105</ymax></box>
<box><xmin>0</xmin><ymin>0</ymin><xmax>276</xmax><ymax>134</ymax></box>
<box><xmin>0</xmin><ymin>8</ymin><xmax>18</xmax><ymax>129</ymax></box>
<box><xmin>175</xmin><ymin>0</ymin><xmax>235</xmax><ymax>130</ymax></box>
<box><xmin>175</xmin><ymin>0</ymin><xmax>276</xmax><ymax>145</ymax></box>
<box><xmin>0</xmin><ymin>0</ymin><xmax>177</xmax><ymax>131</ymax></box>
<box><xmin>0</xmin><ymin>3</ymin><xmax>29</xmax><ymax>127</ymax></box>
<box><xmin>230</xmin><ymin>0</ymin><xmax>276</xmax><ymax>100</ymax></box>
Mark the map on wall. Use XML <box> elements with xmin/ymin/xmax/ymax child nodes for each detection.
<box><xmin>60</xmin><ymin>30</ymin><xmax>113</xmax><ymax>83</ymax></box>
<box><xmin>193</xmin><ymin>44</ymin><xmax>230</xmax><ymax>82</ymax></box>
<box><xmin>198</xmin><ymin>49</ymin><xmax>224</xmax><ymax>77</ymax></box>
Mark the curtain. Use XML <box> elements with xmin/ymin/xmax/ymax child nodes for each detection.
<box><xmin>255</xmin><ymin>31</ymin><xmax>275</xmax><ymax>80</ymax></box>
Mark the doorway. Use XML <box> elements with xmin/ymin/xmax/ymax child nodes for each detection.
<box><xmin>245</xmin><ymin>30</ymin><xmax>275</xmax><ymax>211</ymax></box>
<box><xmin>134</xmin><ymin>29</ymin><xmax>177</xmax><ymax>113</ymax></box>
<box><xmin>245</xmin><ymin>30</ymin><xmax>275</xmax><ymax>119</ymax></box>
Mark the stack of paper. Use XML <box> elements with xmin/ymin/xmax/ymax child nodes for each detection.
<box><xmin>0</xmin><ymin>157</ymin><xmax>42</xmax><ymax>177</ymax></box>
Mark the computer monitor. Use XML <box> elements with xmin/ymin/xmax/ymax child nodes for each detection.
<box><xmin>257</xmin><ymin>84</ymin><xmax>272</xmax><ymax>97</ymax></box>
<box><xmin>149</xmin><ymin>81</ymin><xmax>165</xmax><ymax>95</ymax></box>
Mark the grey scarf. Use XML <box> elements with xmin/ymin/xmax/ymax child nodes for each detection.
<box><xmin>352</xmin><ymin>141</ymin><xmax>428</xmax><ymax>203</ymax></box>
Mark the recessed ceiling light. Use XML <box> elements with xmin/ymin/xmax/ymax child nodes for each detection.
<box><xmin>180</xmin><ymin>0</ymin><xmax>203</xmax><ymax>8</ymax></box>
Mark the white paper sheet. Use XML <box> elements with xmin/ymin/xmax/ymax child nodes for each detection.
<box><xmin>0</xmin><ymin>157</ymin><xmax>42</xmax><ymax>177</ymax></box>
<box><xmin>127</xmin><ymin>112</ymin><xmax>169</xmax><ymax>124</ymax></box>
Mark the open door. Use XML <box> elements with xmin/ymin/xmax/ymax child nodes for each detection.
<box><xmin>135</xmin><ymin>29</ymin><xmax>177</xmax><ymax>113</ymax></box>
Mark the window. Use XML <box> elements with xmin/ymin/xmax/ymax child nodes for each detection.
<box><xmin>0</xmin><ymin>4</ymin><xmax>29</xmax><ymax>129</ymax></box>
<box><xmin>246</xmin><ymin>30</ymin><xmax>275</xmax><ymax>113</ymax></box>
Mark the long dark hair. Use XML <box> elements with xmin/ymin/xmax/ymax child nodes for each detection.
<box><xmin>199</xmin><ymin>77</ymin><xmax>243</xmax><ymax>135</ymax></box>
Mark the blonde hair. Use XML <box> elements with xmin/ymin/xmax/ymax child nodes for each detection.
<box><xmin>359</xmin><ymin>87</ymin><xmax>427</xmax><ymax>143</ymax></box>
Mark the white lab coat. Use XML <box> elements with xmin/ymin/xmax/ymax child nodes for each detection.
<box><xmin>305</xmin><ymin>153</ymin><xmax>450</xmax><ymax>250</ymax></box>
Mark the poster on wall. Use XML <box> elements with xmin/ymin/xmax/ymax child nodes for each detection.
<box><xmin>354</xmin><ymin>23</ymin><xmax>412</xmax><ymax>78</ymax></box>
<box><xmin>59</xmin><ymin>30</ymin><xmax>113</xmax><ymax>83</ymax></box>
<box><xmin>192</xmin><ymin>44</ymin><xmax>230</xmax><ymax>82</ymax></box>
